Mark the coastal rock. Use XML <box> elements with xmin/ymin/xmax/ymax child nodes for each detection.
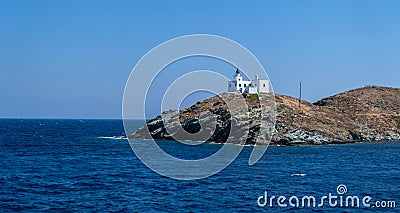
<box><xmin>276</xmin><ymin>129</ymin><xmax>329</xmax><ymax>145</ymax></box>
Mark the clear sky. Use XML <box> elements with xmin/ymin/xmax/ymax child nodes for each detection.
<box><xmin>1</xmin><ymin>0</ymin><xmax>399</xmax><ymax>119</ymax></box>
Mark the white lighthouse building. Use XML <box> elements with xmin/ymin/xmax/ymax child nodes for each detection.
<box><xmin>227</xmin><ymin>69</ymin><xmax>270</xmax><ymax>94</ymax></box>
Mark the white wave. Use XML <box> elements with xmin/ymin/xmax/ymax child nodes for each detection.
<box><xmin>208</xmin><ymin>142</ymin><xmax>257</xmax><ymax>147</ymax></box>
<box><xmin>98</xmin><ymin>136</ymin><xmax>127</xmax><ymax>140</ymax></box>
<box><xmin>291</xmin><ymin>173</ymin><xmax>307</xmax><ymax>177</ymax></box>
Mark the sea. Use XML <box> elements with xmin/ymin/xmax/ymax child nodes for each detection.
<box><xmin>0</xmin><ymin>119</ymin><xmax>399</xmax><ymax>212</ymax></box>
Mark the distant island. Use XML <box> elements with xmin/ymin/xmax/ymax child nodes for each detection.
<box><xmin>129</xmin><ymin>86</ymin><xmax>400</xmax><ymax>145</ymax></box>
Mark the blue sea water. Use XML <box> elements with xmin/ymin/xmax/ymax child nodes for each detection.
<box><xmin>0</xmin><ymin>119</ymin><xmax>399</xmax><ymax>212</ymax></box>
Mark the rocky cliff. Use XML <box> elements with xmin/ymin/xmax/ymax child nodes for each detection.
<box><xmin>129</xmin><ymin>86</ymin><xmax>400</xmax><ymax>145</ymax></box>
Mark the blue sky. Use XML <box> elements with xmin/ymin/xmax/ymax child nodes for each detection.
<box><xmin>1</xmin><ymin>0</ymin><xmax>399</xmax><ymax>119</ymax></box>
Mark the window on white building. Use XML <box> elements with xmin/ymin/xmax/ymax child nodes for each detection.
<box><xmin>244</xmin><ymin>84</ymin><xmax>246</xmax><ymax>87</ymax></box>
<box><xmin>239</xmin><ymin>84</ymin><xmax>241</xmax><ymax>87</ymax></box>
<box><xmin>263</xmin><ymin>84</ymin><xmax>266</xmax><ymax>87</ymax></box>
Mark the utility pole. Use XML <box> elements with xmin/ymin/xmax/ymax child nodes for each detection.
<box><xmin>298</xmin><ymin>81</ymin><xmax>302</xmax><ymax>111</ymax></box>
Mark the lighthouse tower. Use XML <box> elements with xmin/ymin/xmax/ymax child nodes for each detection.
<box><xmin>234</xmin><ymin>68</ymin><xmax>242</xmax><ymax>81</ymax></box>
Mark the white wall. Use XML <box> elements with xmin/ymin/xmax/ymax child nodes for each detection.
<box><xmin>258</xmin><ymin>80</ymin><xmax>270</xmax><ymax>93</ymax></box>
<box><xmin>246</xmin><ymin>86</ymin><xmax>257</xmax><ymax>94</ymax></box>
<box><xmin>228</xmin><ymin>78</ymin><xmax>269</xmax><ymax>94</ymax></box>
<box><xmin>237</xmin><ymin>80</ymin><xmax>251</xmax><ymax>93</ymax></box>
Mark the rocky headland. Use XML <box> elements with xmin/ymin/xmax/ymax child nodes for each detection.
<box><xmin>129</xmin><ymin>86</ymin><xmax>400</xmax><ymax>145</ymax></box>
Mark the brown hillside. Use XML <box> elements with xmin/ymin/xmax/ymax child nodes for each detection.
<box><xmin>313</xmin><ymin>86</ymin><xmax>400</xmax><ymax>137</ymax></box>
